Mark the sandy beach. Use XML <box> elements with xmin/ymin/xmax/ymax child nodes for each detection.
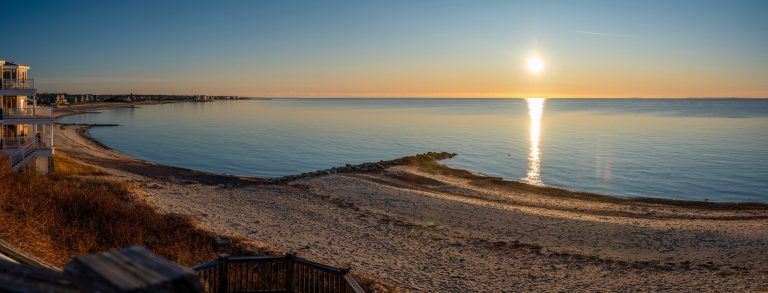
<box><xmin>53</xmin><ymin>103</ymin><xmax>768</xmax><ymax>291</ymax></box>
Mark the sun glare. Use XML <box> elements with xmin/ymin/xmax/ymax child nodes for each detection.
<box><xmin>527</xmin><ymin>56</ymin><xmax>544</xmax><ymax>73</ymax></box>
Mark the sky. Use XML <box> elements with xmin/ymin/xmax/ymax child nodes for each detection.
<box><xmin>3</xmin><ymin>0</ymin><xmax>767</xmax><ymax>98</ymax></box>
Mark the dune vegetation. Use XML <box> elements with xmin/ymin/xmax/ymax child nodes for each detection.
<box><xmin>0</xmin><ymin>153</ymin><xmax>268</xmax><ymax>268</ymax></box>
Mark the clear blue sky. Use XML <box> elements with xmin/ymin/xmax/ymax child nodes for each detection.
<box><xmin>3</xmin><ymin>0</ymin><xmax>767</xmax><ymax>97</ymax></box>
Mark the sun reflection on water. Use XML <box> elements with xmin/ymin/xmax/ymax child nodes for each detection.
<box><xmin>524</xmin><ymin>98</ymin><xmax>545</xmax><ymax>185</ymax></box>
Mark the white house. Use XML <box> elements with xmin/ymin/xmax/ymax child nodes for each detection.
<box><xmin>0</xmin><ymin>60</ymin><xmax>54</xmax><ymax>173</ymax></box>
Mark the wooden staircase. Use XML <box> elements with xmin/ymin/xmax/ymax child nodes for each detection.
<box><xmin>9</xmin><ymin>137</ymin><xmax>38</xmax><ymax>171</ymax></box>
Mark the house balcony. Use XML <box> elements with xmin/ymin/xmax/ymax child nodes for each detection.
<box><xmin>2</xmin><ymin>78</ymin><xmax>34</xmax><ymax>90</ymax></box>
<box><xmin>1</xmin><ymin>135</ymin><xmax>54</xmax><ymax>159</ymax></box>
<box><xmin>0</xmin><ymin>107</ymin><xmax>54</xmax><ymax>124</ymax></box>
<box><xmin>0</xmin><ymin>78</ymin><xmax>35</xmax><ymax>95</ymax></box>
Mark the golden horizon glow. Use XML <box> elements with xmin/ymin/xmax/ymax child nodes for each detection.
<box><xmin>524</xmin><ymin>97</ymin><xmax>545</xmax><ymax>185</ymax></box>
<box><xmin>38</xmin><ymin>49</ymin><xmax>768</xmax><ymax>98</ymax></box>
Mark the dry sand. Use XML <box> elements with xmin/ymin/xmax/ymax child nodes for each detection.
<box><xmin>53</xmin><ymin>104</ymin><xmax>768</xmax><ymax>291</ymax></box>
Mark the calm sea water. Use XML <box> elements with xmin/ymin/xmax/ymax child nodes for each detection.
<box><xmin>59</xmin><ymin>99</ymin><xmax>768</xmax><ymax>203</ymax></box>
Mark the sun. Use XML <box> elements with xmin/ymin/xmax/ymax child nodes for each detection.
<box><xmin>527</xmin><ymin>56</ymin><xmax>544</xmax><ymax>73</ymax></box>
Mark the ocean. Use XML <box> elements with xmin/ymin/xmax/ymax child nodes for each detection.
<box><xmin>58</xmin><ymin>98</ymin><xmax>768</xmax><ymax>203</ymax></box>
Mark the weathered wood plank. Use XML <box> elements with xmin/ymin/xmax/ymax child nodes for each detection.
<box><xmin>101</xmin><ymin>250</ymin><xmax>168</xmax><ymax>287</ymax></box>
<box><xmin>121</xmin><ymin>246</ymin><xmax>193</xmax><ymax>277</ymax></box>
<box><xmin>64</xmin><ymin>246</ymin><xmax>203</xmax><ymax>292</ymax></box>
<box><xmin>120</xmin><ymin>247</ymin><xmax>203</xmax><ymax>292</ymax></box>
<box><xmin>65</xmin><ymin>252</ymin><xmax>146</xmax><ymax>291</ymax></box>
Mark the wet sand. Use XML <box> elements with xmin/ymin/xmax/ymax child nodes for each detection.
<box><xmin>54</xmin><ymin>104</ymin><xmax>768</xmax><ymax>291</ymax></box>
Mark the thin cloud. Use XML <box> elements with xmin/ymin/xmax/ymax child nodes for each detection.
<box><xmin>572</xmin><ymin>30</ymin><xmax>630</xmax><ymax>37</ymax></box>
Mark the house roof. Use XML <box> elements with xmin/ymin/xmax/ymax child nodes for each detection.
<box><xmin>0</xmin><ymin>60</ymin><xmax>30</xmax><ymax>69</ymax></box>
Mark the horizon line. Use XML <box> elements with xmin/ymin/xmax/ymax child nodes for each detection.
<box><xmin>36</xmin><ymin>93</ymin><xmax>768</xmax><ymax>100</ymax></box>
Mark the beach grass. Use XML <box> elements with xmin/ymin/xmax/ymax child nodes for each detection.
<box><xmin>53</xmin><ymin>152</ymin><xmax>107</xmax><ymax>176</ymax></box>
<box><xmin>0</xmin><ymin>155</ymin><xmax>270</xmax><ymax>268</ymax></box>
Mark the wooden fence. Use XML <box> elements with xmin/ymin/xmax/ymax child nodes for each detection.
<box><xmin>193</xmin><ymin>253</ymin><xmax>365</xmax><ymax>293</ymax></box>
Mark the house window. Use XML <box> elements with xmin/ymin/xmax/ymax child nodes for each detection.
<box><xmin>2</xmin><ymin>71</ymin><xmax>10</xmax><ymax>79</ymax></box>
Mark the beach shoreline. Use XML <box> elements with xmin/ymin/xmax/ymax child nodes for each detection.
<box><xmin>52</xmin><ymin>102</ymin><xmax>768</xmax><ymax>291</ymax></box>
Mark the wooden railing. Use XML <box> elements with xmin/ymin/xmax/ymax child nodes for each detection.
<box><xmin>193</xmin><ymin>253</ymin><xmax>365</xmax><ymax>293</ymax></box>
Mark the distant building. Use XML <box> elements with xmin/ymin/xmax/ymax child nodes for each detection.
<box><xmin>56</xmin><ymin>93</ymin><xmax>68</xmax><ymax>106</ymax></box>
<box><xmin>0</xmin><ymin>59</ymin><xmax>54</xmax><ymax>173</ymax></box>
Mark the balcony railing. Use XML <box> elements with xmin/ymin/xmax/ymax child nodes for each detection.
<box><xmin>0</xmin><ymin>107</ymin><xmax>53</xmax><ymax>120</ymax></box>
<box><xmin>1</xmin><ymin>78</ymin><xmax>34</xmax><ymax>90</ymax></box>
<box><xmin>1</xmin><ymin>136</ymin><xmax>30</xmax><ymax>148</ymax></box>
<box><xmin>1</xmin><ymin>135</ymin><xmax>52</xmax><ymax>149</ymax></box>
